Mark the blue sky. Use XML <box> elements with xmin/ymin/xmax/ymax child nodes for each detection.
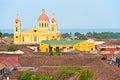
<box><xmin>0</xmin><ymin>0</ymin><xmax>120</xmax><ymax>30</ymax></box>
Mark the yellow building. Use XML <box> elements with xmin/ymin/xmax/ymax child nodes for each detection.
<box><xmin>40</xmin><ymin>40</ymin><xmax>95</xmax><ymax>52</ymax></box>
<box><xmin>14</xmin><ymin>9</ymin><xmax>61</xmax><ymax>44</ymax></box>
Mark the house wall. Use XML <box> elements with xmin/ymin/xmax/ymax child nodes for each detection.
<box><xmin>74</xmin><ymin>41</ymin><xmax>95</xmax><ymax>52</ymax></box>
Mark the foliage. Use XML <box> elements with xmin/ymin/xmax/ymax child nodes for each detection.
<box><xmin>75</xmin><ymin>68</ymin><xmax>94</xmax><ymax>80</ymax></box>
<box><xmin>55</xmin><ymin>47</ymin><xmax>62</xmax><ymax>56</ymax></box>
<box><xmin>18</xmin><ymin>72</ymin><xmax>54</xmax><ymax>80</ymax></box>
<box><xmin>18</xmin><ymin>72</ymin><xmax>33</xmax><ymax>80</ymax></box>
<box><xmin>62</xmin><ymin>33</ymin><xmax>71</xmax><ymax>38</ymax></box>
<box><xmin>48</xmin><ymin>48</ymin><xmax>54</xmax><ymax>56</ymax></box>
<box><xmin>62</xmin><ymin>32</ymin><xmax>120</xmax><ymax>39</ymax></box>
<box><xmin>55</xmin><ymin>66</ymin><xmax>94</xmax><ymax>80</ymax></box>
<box><xmin>74</xmin><ymin>32</ymin><xmax>87</xmax><ymax>40</ymax></box>
<box><xmin>7</xmin><ymin>45</ymin><xmax>18</xmax><ymax>51</ymax></box>
<box><xmin>48</xmin><ymin>47</ymin><xmax>62</xmax><ymax>56</ymax></box>
<box><xmin>54</xmin><ymin>66</ymin><xmax>81</xmax><ymax>80</ymax></box>
<box><xmin>0</xmin><ymin>32</ymin><xmax>2</xmax><ymax>37</ymax></box>
<box><xmin>1</xmin><ymin>33</ymin><xmax>13</xmax><ymax>38</ymax></box>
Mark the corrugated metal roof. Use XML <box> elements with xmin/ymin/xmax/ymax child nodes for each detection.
<box><xmin>41</xmin><ymin>40</ymin><xmax>83</xmax><ymax>45</ymax></box>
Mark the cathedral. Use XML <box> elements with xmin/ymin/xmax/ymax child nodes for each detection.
<box><xmin>14</xmin><ymin>9</ymin><xmax>61</xmax><ymax>44</ymax></box>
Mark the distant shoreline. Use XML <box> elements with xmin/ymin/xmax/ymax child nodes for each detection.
<box><xmin>0</xmin><ymin>28</ymin><xmax>120</xmax><ymax>33</ymax></box>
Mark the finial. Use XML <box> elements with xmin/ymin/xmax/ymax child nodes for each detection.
<box><xmin>42</xmin><ymin>9</ymin><xmax>45</xmax><ymax>14</ymax></box>
<box><xmin>16</xmin><ymin>13</ymin><xmax>19</xmax><ymax>18</ymax></box>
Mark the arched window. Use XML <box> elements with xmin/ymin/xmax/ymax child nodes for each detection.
<box><xmin>52</xmin><ymin>27</ymin><xmax>54</xmax><ymax>31</ymax></box>
<box><xmin>45</xmin><ymin>23</ymin><xmax>46</xmax><ymax>27</ymax></box>
<box><xmin>16</xmin><ymin>27</ymin><xmax>18</xmax><ymax>32</ymax></box>
<box><xmin>22</xmin><ymin>37</ymin><xmax>24</xmax><ymax>42</ymax></box>
<box><xmin>42</xmin><ymin>23</ymin><xmax>43</xmax><ymax>27</ymax></box>
<box><xmin>47</xmin><ymin>23</ymin><xmax>49</xmax><ymax>27</ymax></box>
<box><xmin>34</xmin><ymin>36</ymin><xmax>37</xmax><ymax>42</ymax></box>
<box><xmin>39</xmin><ymin>23</ymin><xmax>41</xmax><ymax>27</ymax></box>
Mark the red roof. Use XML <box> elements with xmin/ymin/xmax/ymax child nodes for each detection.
<box><xmin>14</xmin><ymin>18</ymin><xmax>20</xmax><ymax>23</ymax></box>
<box><xmin>51</xmin><ymin>18</ymin><xmax>56</xmax><ymax>23</ymax></box>
<box><xmin>38</xmin><ymin>9</ymin><xmax>49</xmax><ymax>21</ymax></box>
<box><xmin>38</xmin><ymin>14</ymin><xmax>49</xmax><ymax>21</ymax></box>
<box><xmin>0</xmin><ymin>63</ymin><xmax>5</xmax><ymax>70</ymax></box>
<box><xmin>0</xmin><ymin>56</ymin><xmax>18</xmax><ymax>67</ymax></box>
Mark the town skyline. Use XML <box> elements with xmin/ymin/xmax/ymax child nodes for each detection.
<box><xmin>0</xmin><ymin>0</ymin><xmax>120</xmax><ymax>30</ymax></box>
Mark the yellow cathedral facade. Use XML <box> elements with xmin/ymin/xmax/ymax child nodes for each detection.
<box><xmin>14</xmin><ymin>9</ymin><xmax>61</xmax><ymax>44</ymax></box>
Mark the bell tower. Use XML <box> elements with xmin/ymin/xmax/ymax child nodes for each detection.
<box><xmin>50</xmin><ymin>13</ymin><xmax>57</xmax><ymax>40</ymax></box>
<box><xmin>14</xmin><ymin>14</ymin><xmax>21</xmax><ymax>44</ymax></box>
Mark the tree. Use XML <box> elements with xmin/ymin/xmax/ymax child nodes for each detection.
<box><xmin>74</xmin><ymin>32</ymin><xmax>87</xmax><ymax>40</ymax></box>
<box><xmin>62</xmin><ymin>33</ymin><xmax>71</xmax><ymax>38</ymax></box>
<box><xmin>18</xmin><ymin>72</ymin><xmax>54</xmax><ymax>80</ymax></box>
<box><xmin>54</xmin><ymin>66</ymin><xmax>81</xmax><ymax>80</ymax></box>
<box><xmin>7</xmin><ymin>45</ymin><xmax>18</xmax><ymax>51</ymax></box>
<box><xmin>75</xmin><ymin>69</ymin><xmax>94</xmax><ymax>80</ymax></box>
<box><xmin>0</xmin><ymin>32</ymin><xmax>2</xmax><ymax>37</ymax></box>
<box><xmin>55</xmin><ymin>66</ymin><xmax>94</xmax><ymax>80</ymax></box>
<box><xmin>18</xmin><ymin>72</ymin><xmax>33</xmax><ymax>80</ymax></box>
<box><xmin>55</xmin><ymin>47</ymin><xmax>62</xmax><ymax>56</ymax></box>
<box><xmin>48</xmin><ymin>47</ymin><xmax>54</xmax><ymax>56</ymax></box>
<box><xmin>2</xmin><ymin>33</ymin><xmax>13</xmax><ymax>37</ymax></box>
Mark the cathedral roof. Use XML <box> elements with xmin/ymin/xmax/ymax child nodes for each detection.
<box><xmin>38</xmin><ymin>9</ymin><xmax>49</xmax><ymax>21</ymax></box>
<box><xmin>14</xmin><ymin>14</ymin><xmax>21</xmax><ymax>23</ymax></box>
<box><xmin>14</xmin><ymin>18</ymin><xmax>21</xmax><ymax>23</ymax></box>
<box><xmin>51</xmin><ymin>17</ymin><xmax>56</xmax><ymax>23</ymax></box>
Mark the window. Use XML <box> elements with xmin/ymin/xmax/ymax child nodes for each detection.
<box><xmin>52</xmin><ymin>27</ymin><xmax>54</xmax><ymax>31</ymax></box>
<box><xmin>53</xmin><ymin>36</ymin><xmax>54</xmax><ymax>38</ymax></box>
<box><xmin>16</xmin><ymin>27</ymin><xmax>18</xmax><ymax>32</ymax></box>
<box><xmin>39</xmin><ymin>23</ymin><xmax>41</xmax><ymax>27</ymax></box>
<box><xmin>16</xmin><ymin>36</ymin><xmax>18</xmax><ymax>38</ymax></box>
<box><xmin>42</xmin><ymin>23</ymin><xmax>43</xmax><ymax>27</ymax></box>
<box><xmin>16</xmin><ymin>22</ymin><xmax>18</xmax><ymax>24</ymax></box>
<box><xmin>22</xmin><ymin>37</ymin><xmax>24</xmax><ymax>42</ymax></box>
<box><xmin>45</xmin><ymin>23</ymin><xmax>46</xmax><ymax>27</ymax></box>
<box><xmin>47</xmin><ymin>23</ymin><xmax>48</xmax><ymax>27</ymax></box>
<box><xmin>46</xmin><ymin>37</ymin><xmax>48</xmax><ymax>40</ymax></box>
<box><xmin>34</xmin><ymin>30</ymin><xmax>37</xmax><ymax>32</ymax></box>
<box><xmin>34</xmin><ymin>36</ymin><xmax>37</xmax><ymax>42</ymax></box>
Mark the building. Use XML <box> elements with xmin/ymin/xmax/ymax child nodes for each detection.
<box><xmin>0</xmin><ymin>63</ymin><xmax>5</xmax><ymax>79</ymax></box>
<box><xmin>14</xmin><ymin>9</ymin><xmax>61</xmax><ymax>44</ymax></box>
<box><xmin>40</xmin><ymin>40</ymin><xmax>95</xmax><ymax>52</ymax></box>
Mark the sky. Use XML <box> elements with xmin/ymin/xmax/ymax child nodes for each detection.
<box><xmin>0</xmin><ymin>0</ymin><xmax>120</xmax><ymax>30</ymax></box>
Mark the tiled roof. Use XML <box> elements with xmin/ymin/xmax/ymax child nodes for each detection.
<box><xmin>0</xmin><ymin>56</ymin><xmax>18</xmax><ymax>67</ymax></box>
<box><xmin>38</xmin><ymin>9</ymin><xmax>49</xmax><ymax>21</ymax></box>
<box><xmin>0</xmin><ymin>63</ymin><xmax>5</xmax><ymax>70</ymax></box>
<box><xmin>15</xmin><ymin>18</ymin><xmax>21</xmax><ymax>23</ymax></box>
<box><xmin>114</xmin><ymin>52</ymin><xmax>120</xmax><ymax>58</ymax></box>
<box><xmin>51</xmin><ymin>17</ymin><xmax>56</xmax><ymax>23</ymax></box>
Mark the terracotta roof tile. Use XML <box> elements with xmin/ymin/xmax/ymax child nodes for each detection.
<box><xmin>0</xmin><ymin>63</ymin><xmax>5</xmax><ymax>70</ymax></box>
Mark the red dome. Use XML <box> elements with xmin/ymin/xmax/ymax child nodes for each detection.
<box><xmin>51</xmin><ymin>18</ymin><xmax>56</xmax><ymax>23</ymax></box>
<box><xmin>38</xmin><ymin>14</ymin><xmax>49</xmax><ymax>21</ymax></box>
<box><xmin>38</xmin><ymin>9</ymin><xmax>49</xmax><ymax>21</ymax></box>
<box><xmin>14</xmin><ymin>18</ymin><xmax>21</xmax><ymax>23</ymax></box>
